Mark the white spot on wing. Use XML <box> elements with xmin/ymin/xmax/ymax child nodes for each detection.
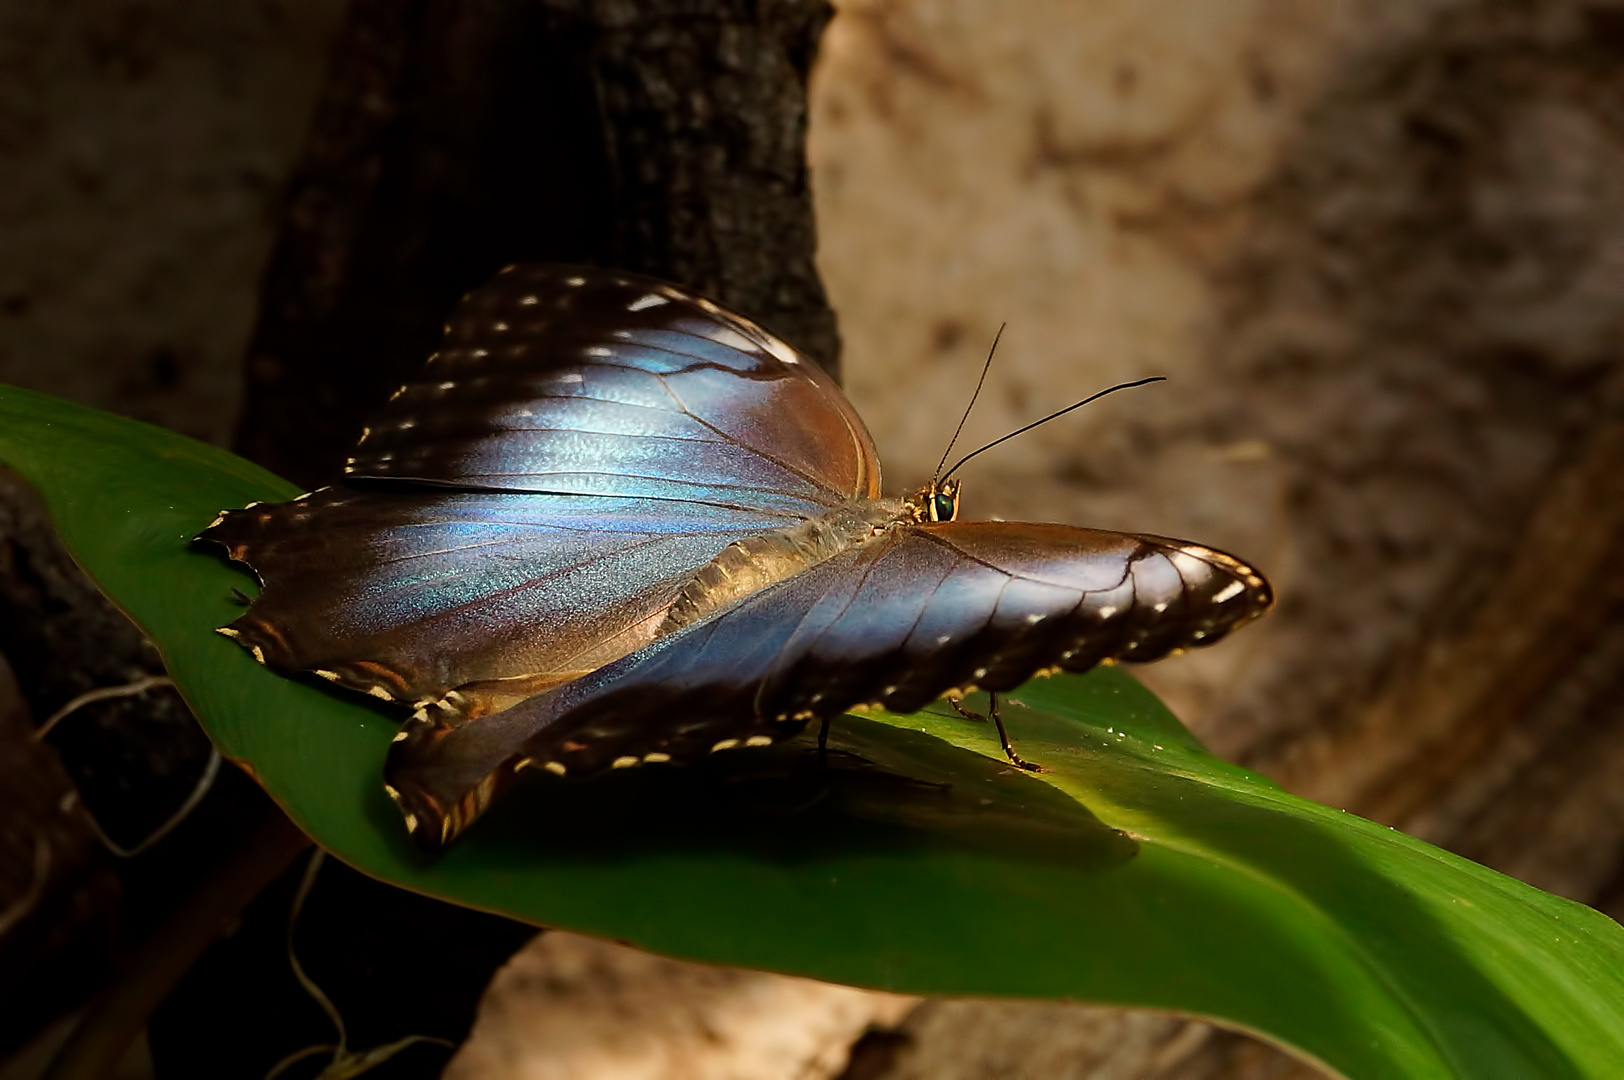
<box><xmin>1171</xmin><ymin>551</ymin><xmax>1212</xmax><ymax>580</ymax></box>
<box><xmin>1213</xmin><ymin>581</ymin><xmax>1246</xmax><ymax>604</ymax></box>
<box><xmin>612</xmin><ymin>755</ymin><xmax>639</xmax><ymax>769</ymax></box>
<box><xmin>759</xmin><ymin>335</ymin><xmax>800</xmax><ymax>365</ymax></box>
<box><xmin>543</xmin><ymin>761</ymin><xmax>567</xmax><ymax>775</ymax></box>
<box><xmin>711</xmin><ymin>738</ymin><xmax>740</xmax><ymax>752</ymax></box>
<box><xmin>704</xmin><ymin>326</ymin><xmax>761</xmax><ymax>354</ymax></box>
<box><xmin>628</xmin><ymin>293</ymin><xmax>669</xmax><ymax>312</ymax></box>
<box><xmin>745</xmin><ymin>735</ymin><xmax>773</xmax><ymax>747</ymax></box>
<box><xmin>565</xmin><ymin>276</ymin><xmax>585</xmax><ymax>287</ymax></box>
<box><xmin>520</xmin><ymin>295</ymin><xmax>539</xmax><ymax>305</ymax></box>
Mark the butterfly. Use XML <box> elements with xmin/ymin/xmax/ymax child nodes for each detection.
<box><xmin>199</xmin><ymin>264</ymin><xmax>1273</xmax><ymax>849</ymax></box>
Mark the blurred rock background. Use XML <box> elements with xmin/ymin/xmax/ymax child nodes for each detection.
<box><xmin>4</xmin><ymin>0</ymin><xmax>1624</xmax><ymax>1077</ymax></box>
<box><xmin>0</xmin><ymin>0</ymin><xmax>342</xmax><ymax>446</ymax></box>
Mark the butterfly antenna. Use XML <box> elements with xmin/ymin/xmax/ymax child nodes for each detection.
<box><xmin>941</xmin><ymin>376</ymin><xmax>1167</xmax><ymax>482</ymax></box>
<box><xmin>933</xmin><ymin>324</ymin><xmax>1006</xmax><ymax>484</ymax></box>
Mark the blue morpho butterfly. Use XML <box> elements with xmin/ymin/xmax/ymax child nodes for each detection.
<box><xmin>199</xmin><ymin>265</ymin><xmax>1272</xmax><ymax>849</ymax></box>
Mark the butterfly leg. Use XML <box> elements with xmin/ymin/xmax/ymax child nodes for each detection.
<box><xmin>987</xmin><ymin>692</ymin><xmax>1040</xmax><ymax>772</ymax></box>
<box><xmin>817</xmin><ymin>715</ymin><xmax>831</xmax><ymax>763</ymax></box>
<box><xmin>947</xmin><ymin>692</ymin><xmax>1039</xmax><ymax>771</ymax></box>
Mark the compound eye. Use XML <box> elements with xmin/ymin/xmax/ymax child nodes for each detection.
<box><xmin>932</xmin><ymin>493</ymin><xmax>956</xmax><ymax>522</ymax></box>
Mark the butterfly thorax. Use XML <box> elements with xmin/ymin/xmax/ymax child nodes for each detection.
<box><xmin>658</xmin><ymin>478</ymin><xmax>963</xmax><ymax>638</ymax></box>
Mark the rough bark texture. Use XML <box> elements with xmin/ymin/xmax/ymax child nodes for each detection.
<box><xmin>0</xmin><ymin>470</ymin><xmax>214</xmax><ymax>849</ymax></box>
<box><xmin>0</xmin><ymin>468</ymin><xmax>301</xmax><ymax>1071</ymax></box>
<box><xmin>0</xmin><ymin>649</ymin><xmax>120</xmax><ymax>1063</ymax></box>
<box><xmin>0</xmin><ymin>466</ymin><xmax>264</xmax><ymax>1065</ymax></box>
<box><xmin>234</xmin><ymin>0</ymin><xmax>839</xmax><ymax>488</ymax></box>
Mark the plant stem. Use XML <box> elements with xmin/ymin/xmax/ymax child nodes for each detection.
<box><xmin>42</xmin><ymin>807</ymin><xmax>312</xmax><ymax>1080</ymax></box>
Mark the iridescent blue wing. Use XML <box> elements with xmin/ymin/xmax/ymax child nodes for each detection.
<box><xmin>387</xmin><ymin>522</ymin><xmax>1273</xmax><ymax>846</ymax></box>
<box><xmin>346</xmin><ymin>264</ymin><xmax>879</xmax><ymax>511</ymax></box>
<box><xmin>203</xmin><ymin>488</ymin><xmax>797</xmax><ymax>709</ymax></box>
<box><xmin>200</xmin><ymin>266</ymin><xmax>880</xmax><ymax>709</ymax></box>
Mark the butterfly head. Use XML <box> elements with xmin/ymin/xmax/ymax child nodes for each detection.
<box><xmin>907</xmin><ymin>478</ymin><xmax>962</xmax><ymax>523</ymax></box>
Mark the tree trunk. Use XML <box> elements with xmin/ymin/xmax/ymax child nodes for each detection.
<box><xmin>233</xmin><ymin>0</ymin><xmax>839</xmax><ymax>489</ymax></box>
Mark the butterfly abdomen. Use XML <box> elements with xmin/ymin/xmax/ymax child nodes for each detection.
<box><xmin>658</xmin><ymin>499</ymin><xmax>908</xmax><ymax>636</ymax></box>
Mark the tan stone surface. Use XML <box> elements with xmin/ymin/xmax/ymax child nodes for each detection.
<box><xmin>808</xmin><ymin>0</ymin><xmax>1401</xmax><ymax>726</ymax></box>
<box><xmin>444</xmin><ymin>932</ymin><xmax>916</xmax><ymax>1080</ymax></box>
<box><xmin>0</xmin><ymin>0</ymin><xmax>345</xmax><ymax>446</ymax></box>
<box><xmin>857</xmin><ymin>1000</ymin><xmax>1327</xmax><ymax>1080</ymax></box>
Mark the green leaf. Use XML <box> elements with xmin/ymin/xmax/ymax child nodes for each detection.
<box><xmin>4</xmin><ymin>382</ymin><xmax>1623</xmax><ymax>1080</ymax></box>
